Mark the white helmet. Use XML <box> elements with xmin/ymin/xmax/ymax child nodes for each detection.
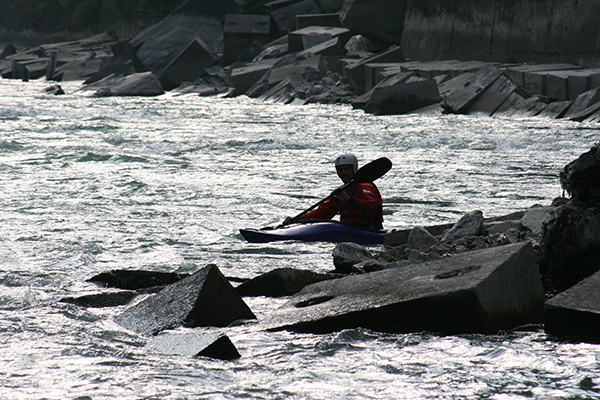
<box><xmin>334</xmin><ymin>153</ymin><xmax>358</xmax><ymax>173</ymax></box>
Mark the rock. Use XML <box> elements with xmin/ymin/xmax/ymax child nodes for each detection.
<box><xmin>262</xmin><ymin>242</ymin><xmax>544</xmax><ymax>334</ymax></box>
<box><xmin>520</xmin><ymin>205</ymin><xmax>555</xmax><ymax>237</ymax></box>
<box><xmin>114</xmin><ymin>264</ymin><xmax>256</xmax><ymax>336</ymax></box>
<box><xmin>146</xmin><ymin>331</ymin><xmax>241</xmax><ymax>360</ymax></box>
<box><xmin>297</xmin><ymin>13</ymin><xmax>343</xmax><ymax>30</ymax></box>
<box><xmin>130</xmin><ymin>0</ymin><xmax>239</xmax><ymax>80</ymax></box>
<box><xmin>159</xmin><ymin>36</ymin><xmax>219</xmax><ymax>91</ymax></box>
<box><xmin>85</xmin><ymin>72</ymin><xmax>165</xmax><ymax>97</ymax></box>
<box><xmin>384</xmin><ymin>223</ymin><xmax>454</xmax><ymax>247</ymax></box>
<box><xmin>560</xmin><ymin>143</ymin><xmax>600</xmax><ymax>206</ymax></box>
<box><xmin>0</xmin><ymin>43</ymin><xmax>17</xmax><ymax>60</ymax></box>
<box><xmin>83</xmin><ymin>59</ymin><xmax>136</xmax><ymax>86</ymax></box>
<box><xmin>468</xmin><ymin>75</ymin><xmax>522</xmax><ymax>116</ymax></box>
<box><xmin>544</xmin><ymin>270</ymin><xmax>600</xmax><ymax>342</ymax></box>
<box><xmin>270</xmin><ymin>0</ymin><xmax>322</xmax><ymax>35</ymax></box>
<box><xmin>228</xmin><ymin>58</ymin><xmax>279</xmax><ymax>94</ymax></box>
<box><xmin>235</xmin><ymin>268</ymin><xmax>340</xmax><ymax>297</ymax></box>
<box><xmin>87</xmin><ymin>269</ymin><xmax>187</xmax><ymax>290</ymax></box>
<box><xmin>344</xmin><ymin>45</ymin><xmax>405</xmax><ymax>94</ymax></box>
<box><xmin>538</xmin><ymin>202</ymin><xmax>600</xmax><ymax>293</ymax></box>
<box><xmin>340</xmin><ymin>0</ymin><xmax>407</xmax><ymax>45</ymax></box>
<box><xmin>441</xmin><ymin>210</ymin><xmax>484</xmax><ymax>242</ymax></box>
<box><xmin>406</xmin><ymin>226</ymin><xmax>439</xmax><ymax>252</ymax></box>
<box><xmin>442</xmin><ymin>65</ymin><xmax>505</xmax><ymax>114</ymax></box>
<box><xmin>482</xmin><ymin>220</ymin><xmax>523</xmax><ymax>236</ymax></box>
<box><xmin>43</xmin><ymin>84</ymin><xmax>65</xmax><ymax>95</ymax></box>
<box><xmin>288</xmin><ymin>26</ymin><xmax>352</xmax><ymax>53</ymax></box>
<box><xmin>223</xmin><ymin>14</ymin><xmax>274</xmax><ymax>63</ymax></box>
<box><xmin>60</xmin><ymin>291</ymin><xmax>137</xmax><ymax>308</ymax></box>
<box><xmin>332</xmin><ymin>242</ymin><xmax>374</xmax><ymax>273</ymax></box>
<box><xmin>361</xmin><ymin>75</ymin><xmax>441</xmax><ymax>115</ymax></box>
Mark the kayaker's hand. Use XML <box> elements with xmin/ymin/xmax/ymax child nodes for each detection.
<box><xmin>282</xmin><ymin>216</ymin><xmax>293</xmax><ymax>225</ymax></box>
<box><xmin>334</xmin><ymin>190</ymin><xmax>350</xmax><ymax>202</ymax></box>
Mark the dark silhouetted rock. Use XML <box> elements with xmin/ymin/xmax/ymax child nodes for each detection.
<box><xmin>43</xmin><ymin>84</ymin><xmax>65</xmax><ymax>95</ymax></box>
<box><xmin>130</xmin><ymin>0</ymin><xmax>239</xmax><ymax>81</ymax></box>
<box><xmin>340</xmin><ymin>0</ymin><xmax>407</xmax><ymax>45</ymax></box>
<box><xmin>263</xmin><ymin>242</ymin><xmax>544</xmax><ymax>334</ymax></box>
<box><xmin>146</xmin><ymin>331</ymin><xmax>241</xmax><ymax>360</ymax></box>
<box><xmin>60</xmin><ymin>291</ymin><xmax>137</xmax><ymax>308</ymax></box>
<box><xmin>560</xmin><ymin>143</ymin><xmax>600</xmax><ymax>206</ymax></box>
<box><xmin>332</xmin><ymin>242</ymin><xmax>374</xmax><ymax>273</ymax></box>
<box><xmin>0</xmin><ymin>44</ymin><xmax>17</xmax><ymax>60</ymax></box>
<box><xmin>114</xmin><ymin>264</ymin><xmax>256</xmax><ymax>336</ymax></box>
<box><xmin>236</xmin><ymin>268</ymin><xmax>340</xmax><ymax>297</ymax></box>
<box><xmin>544</xmin><ymin>270</ymin><xmax>600</xmax><ymax>342</ymax></box>
<box><xmin>87</xmin><ymin>269</ymin><xmax>187</xmax><ymax>290</ymax></box>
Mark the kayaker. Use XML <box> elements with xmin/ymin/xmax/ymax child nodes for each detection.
<box><xmin>283</xmin><ymin>153</ymin><xmax>384</xmax><ymax>231</ymax></box>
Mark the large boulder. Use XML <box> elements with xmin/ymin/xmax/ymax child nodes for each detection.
<box><xmin>85</xmin><ymin>72</ymin><xmax>165</xmax><ymax>97</ymax></box>
<box><xmin>560</xmin><ymin>143</ymin><xmax>600</xmax><ymax>206</ymax></box>
<box><xmin>263</xmin><ymin>242</ymin><xmax>545</xmax><ymax>335</ymax></box>
<box><xmin>340</xmin><ymin>0</ymin><xmax>407</xmax><ymax>45</ymax></box>
<box><xmin>130</xmin><ymin>0</ymin><xmax>239</xmax><ymax>86</ymax></box>
<box><xmin>236</xmin><ymin>268</ymin><xmax>340</xmax><ymax>297</ymax></box>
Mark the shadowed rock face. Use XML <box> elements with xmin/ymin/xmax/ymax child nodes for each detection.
<box><xmin>114</xmin><ymin>264</ymin><xmax>256</xmax><ymax>336</ymax></box>
<box><xmin>130</xmin><ymin>0</ymin><xmax>239</xmax><ymax>78</ymax></box>
<box><xmin>262</xmin><ymin>242</ymin><xmax>544</xmax><ymax>335</ymax></box>
<box><xmin>340</xmin><ymin>0</ymin><xmax>407</xmax><ymax>45</ymax></box>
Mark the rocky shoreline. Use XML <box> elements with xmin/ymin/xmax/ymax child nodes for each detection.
<box><xmin>3</xmin><ymin>0</ymin><xmax>600</xmax><ymax>356</ymax></box>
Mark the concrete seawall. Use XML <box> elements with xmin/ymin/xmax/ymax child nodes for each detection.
<box><xmin>400</xmin><ymin>0</ymin><xmax>600</xmax><ymax>68</ymax></box>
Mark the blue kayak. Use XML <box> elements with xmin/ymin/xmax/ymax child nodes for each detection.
<box><xmin>240</xmin><ymin>221</ymin><xmax>385</xmax><ymax>244</ymax></box>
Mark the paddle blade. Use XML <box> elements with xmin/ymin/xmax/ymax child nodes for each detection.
<box><xmin>354</xmin><ymin>157</ymin><xmax>392</xmax><ymax>183</ymax></box>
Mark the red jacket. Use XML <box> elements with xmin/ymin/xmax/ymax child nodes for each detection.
<box><xmin>301</xmin><ymin>182</ymin><xmax>383</xmax><ymax>230</ymax></box>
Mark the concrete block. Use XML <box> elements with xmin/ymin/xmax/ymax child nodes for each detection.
<box><xmin>344</xmin><ymin>46</ymin><xmax>405</xmax><ymax>94</ymax></box>
<box><xmin>564</xmin><ymin>87</ymin><xmax>600</xmax><ymax>119</ymax></box>
<box><xmin>437</xmin><ymin>72</ymin><xmax>474</xmax><ymax>98</ymax></box>
<box><xmin>442</xmin><ymin>65</ymin><xmax>505</xmax><ymax>114</ymax></box>
<box><xmin>159</xmin><ymin>36</ymin><xmax>218</xmax><ymax>90</ymax></box>
<box><xmin>236</xmin><ymin>268</ymin><xmax>339</xmax><ymax>297</ymax></box>
<box><xmin>363</xmin><ymin>63</ymin><xmax>404</xmax><ymax>92</ymax></box>
<box><xmin>583</xmin><ymin>110</ymin><xmax>600</xmax><ymax>124</ymax></box>
<box><xmin>544</xmin><ymin>270</ymin><xmax>600</xmax><ymax>342</ymax></box>
<box><xmin>536</xmin><ymin>100</ymin><xmax>573</xmax><ymax>119</ymax></box>
<box><xmin>296</xmin><ymin>13</ymin><xmax>342</xmax><ymax>29</ymax></box>
<box><xmin>302</xmin><ymin>37</ymin><xmax>346</xmax><ymax>56</ymax></box>
<box><xmin>262</xmin><ymin>242</ymin><xmax>545</xmax><ymax>334</ymax></box>
<box><xmin>363</xmin><ymin>76</ymin><xmax>441</xmax><ymax>115</ymax></box>
<box><xmin>468</xmin><ymin>75</ymin><xmax>520</xmax><ymax>115</ymax></box>
<box><xmin>546</xmin><ymin>69</ymin><xmax>600</xmax><ymax>101</ymax></box>
<box><xmin>228</xmin><ymin>59</ymin><xmax>278</xmax><ymax>94</ymax></box>
<box><xmin>503</xmin><ymin>64</ymin><xmax>581</xmax><ymax>90</ymax></box>
<box><xmin>493</xmin><ymin>91</ymin><xmax>529</xmax><ymax>116</ymax></box>
<box><xmin>569</xmin><ymin>101</ymin><xmax>600</xmax><ymax>122</ymax></box>
<box><xmin>288</xmin><ymin>26</ymin><xmax>352</xmax><ymax>53</ymax></box>
<box><xmin>384</xmin><ymin>223</ymin><xmax>454</xmax><ymax>247</ymax></box>
<box><xmin>146</xmin><ymin>331</ymin><xmax>241</xmax><ymax>360</ymax></box>
<box><xmin>114</xmin><ymin>264</ymin><xmax>256</xmax><ymax>336</ymax></box>
<box><xmin>223</xmin><ymin>14</ymin><xmax>273</xmax><ymax>62</ymax></box>
<box><xmin>500</xmin><ymin>96</ymin><xmax>548</xmax><ymax>118</ymax></box>
<box><xmin>270</xmin><ymin>0</ymin><xmax>321</xmax><ymax>35</ymax></box>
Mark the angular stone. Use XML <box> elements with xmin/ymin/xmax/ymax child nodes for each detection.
<box><xmin>500</xmin><ymin>96</ymin><xmax>548</xmax><ymax>118</ymax></box>
<box><xmin>442</xmin><ymin>65</ymin><xmax>504</xmax><ymax>114</ymax></box>
<box><xmin>564</xmin><ymin>87</ymin><xmax>600</xmax><ymax>120</ymax></box>
<box><xmin>146</xmin><ymin>331</ymin><xmax>241</xmax><ymax>360</ymax></box>
<box><xmin>332</xmin><ymin>242</ymin><xmax>374</xmax><ymax>273</ymax></box>
<box><xmin>520</xmin><ymin>205</ymin><xmax>555</xmax><ymax>237</ymax></box>
<box><xmin>270</xmin><ymin>0</ymin><xmax>321</xmax><ymax>35</ymax></box>
<box><xmin>493</xmin><ymin>91</ymin><xmax>529</xmax><ymax>116</ymax></box>
<box><xmin>544</xmin><ymin>270</ymin><xmax>600</xmax><ymax>342</ymax></box>
<box><xmin>288</xmin><ymin>26</ymin><xmax>352</xmax><ymax>53</ymax></box>
<box><xmin>437</xmin><ymin>72</ymin><xmax>474</xmax><ymax>98</ymax></box>
<box><xmin>340</xmin><ymin>0</ymin><xmax>406</xmax><ymax>45</ymax></box>
<box><xmin>223</xmin><ymin>14</ymin><xmax>273</xmax><ymax>62</ymax></box>
<box><xmin>441</xmin><ymin>210</ymin><xmax>484</xmax><ymax>242</ymax></box>
<box><xmin>536</xmin><ymin>100</ymin><xmax>573</xmax><ymax>119</ymax></box>
<box><xmin>87</xmin><ymin>72</ymin><xmax>165</xmax><ymax>97</ymax></box>
<box><xmin>87</xmin><ymin>269</ymin><xmax>186</xmax><ymax>290</ymax></box>
<box><xmin>262</xmin><ymin>242</ymin><xmax>544</xmax><ymax>334</ymax></box>
<box><xmin>482</xmin><ymin>220</ymin><xmax>523</xmax><ymax>235</ymax></box>
<box><xmin>228</xmin><ymin>59</ymin><xmax>278</xmax><ymax>94</ymax></box>
<box><xmin>159</xmin><ymin>36</ymin><xmax>219</xmax><ymax>91</ymax></box>
<box><xmin>546</xmin><ymin>69</ymin><xmax>600</xmax><ymax>101</ymax></box>
<box><xmin>384</xmin><ymin>223</ymin><xmax>454</xmax><ymax>247</ymax></box>
<box><xmin>363</xmin><ymin>76</ymin><xmax>441</xmax><ymax>115</ymax></box>
<box><xmin>60</xmin><ymin>291</ymin><xmax>137</xmax><ymax>308</ymax></box>
<box><xmin>114</xmin><ymin>264</ymin><xmax>256</xmax><ymax>336</ymax></box>
<box><xmin>406</xmin><ymin>226</ymin><xmax>439</xmax><ymax>252</ymax></box>
<box><xmin>344</xmin><ymin>46</ymin><xmax>405</xmax><ymax>94</ymax></box>
<box><xmin>468</xmin><ymin>75</ymin><xmax>520</xmax><ymax>116</ymax></box>
<box><xmin>236</xmin><ymin>268</ymin><xmax>339</xmax><ymax>297</ymax></box>
<box><xmin>297</xmin><ymin>13</ymin><xmax>342</xmax><ymax>29</ymax></box>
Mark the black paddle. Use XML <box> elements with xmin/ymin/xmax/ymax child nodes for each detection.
<box><xmin>281</xmin><ymin>157</ymin><xmax>392</xmax><ymax>227</ymax></box>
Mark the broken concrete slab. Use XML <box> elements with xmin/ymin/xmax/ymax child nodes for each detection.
<box><xmin>223</xmin><ymin>14</ymin><xmax>274</xmax><ymax>62</ymax></box>
<box><xmin>544</xmin><ymin>270</ymin><xmax>600</xmax><ymax>342</ymax></box>
<box><xmin>569</xmin><ymin>101</ymin><xmax>600</xmax><ymax>122</ymax></box>
<box><xmin>499</xmin><ymin>96</ymin><xmax>548</xmax><ymax>118</ymax></box>
<box><xmin>159</xmin><ymin>36</ymin><xmax>219</xmax><ymax>91</ymax></box>
<box><xmin>270</xmin><ymin>0</ymin><xmax>322</xmax><ymax>35</ymax></box>
<box><xmin>442</xmin><ymin>65</ymin><xmax>505</xmax><ymax>114</ymax></box>
<box><xmin>564</xmin><ymin>87</ymin><xmax>600</xmax><ymax>119</ymax></box>
<box><xmin>536</xmin><ymin>100</ymin><xmax>572</xmax><ymax>119</ymax></box>
<box><xmin>288</xmin><ymin>26</ymin><xmax>353</xmax><ymax>53</ymax></box>
<box><xmin>344</xmin><ymin>45</ymin><xmax>405</xmax><ymax>94</ymax></box>
<box><xmin>146</xmin><ymin>331</ymin><xmax>241</xmax><ymax>360</ymax></box>
<box><xmin>361</xmin><ymin>75</ymin><xmax>441</xmax><ymax>115</ymax></box>
<box><xmin>227</xmin><ymin>58</ymin><xmax>279</xmax><ymax>94</ymax></box>
<box><xmin>84</xmin><ymin>72</ymin><xmax>165</xmax><ymax>97</ymax></box>
<box><xmin>468</xmin><ymin>75</ymin><xmax>521</xmax><ymax>116</ymax></box>
<box><xmin>236</xmin><ymin>268</ymin><xmax>340</xmax><ymax>297</ymax></box>
<box><xmin>296</xmin><ymin>13</ymin><xmax>342</xmax><ymax>29</ymax></box>
<box><xmin>114</xmin><ymin>264</ymin><xmax>256</xmax><ymax>336</ymax></box>
<box><xmin>437</xmin><ymin>72</ymin><xmax>474</xmax><ymax>98</ymax></box>
<box><xmin>262</xmin><ymin>242</ymin><xmax>544</xmax><ymax>334</ymax></box>
<box><xmin>492</xmin><ymin>91</ymin><xmax>530</xmax><ymax>116</ymax></box>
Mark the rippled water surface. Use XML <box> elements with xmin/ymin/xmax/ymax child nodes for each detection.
<box><xmin>1</xmin><ymin>78</ymin><xmax>600</xmax><ymax>399</ymax></box>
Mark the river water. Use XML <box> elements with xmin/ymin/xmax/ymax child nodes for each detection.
<box><xmin>1</xmin><ymin>78</ymin><xmax>599</xmax><ymax>399</ymax></box>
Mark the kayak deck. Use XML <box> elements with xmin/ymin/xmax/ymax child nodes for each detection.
<box><xmin>240</xmin><ymin>221</ymin><xmax>385</xmax><ymax>244</ymax></box>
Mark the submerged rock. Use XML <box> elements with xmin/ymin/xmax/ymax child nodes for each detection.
<box><xmin>146</xmin><ymin>331</ymin><xmax>241</xmax><ymax>360</ymax></box>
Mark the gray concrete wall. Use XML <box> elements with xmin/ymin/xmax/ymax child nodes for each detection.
<box><xmin>400</xmin><ymin>0</ymin><xmax>600</xmax><ymax>67</ymax></box>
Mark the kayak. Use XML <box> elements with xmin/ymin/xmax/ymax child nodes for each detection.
<box><xmin>240</xmin><ymin>221</ymin><xmax>385</xmax><ymax>244</ymax></box>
